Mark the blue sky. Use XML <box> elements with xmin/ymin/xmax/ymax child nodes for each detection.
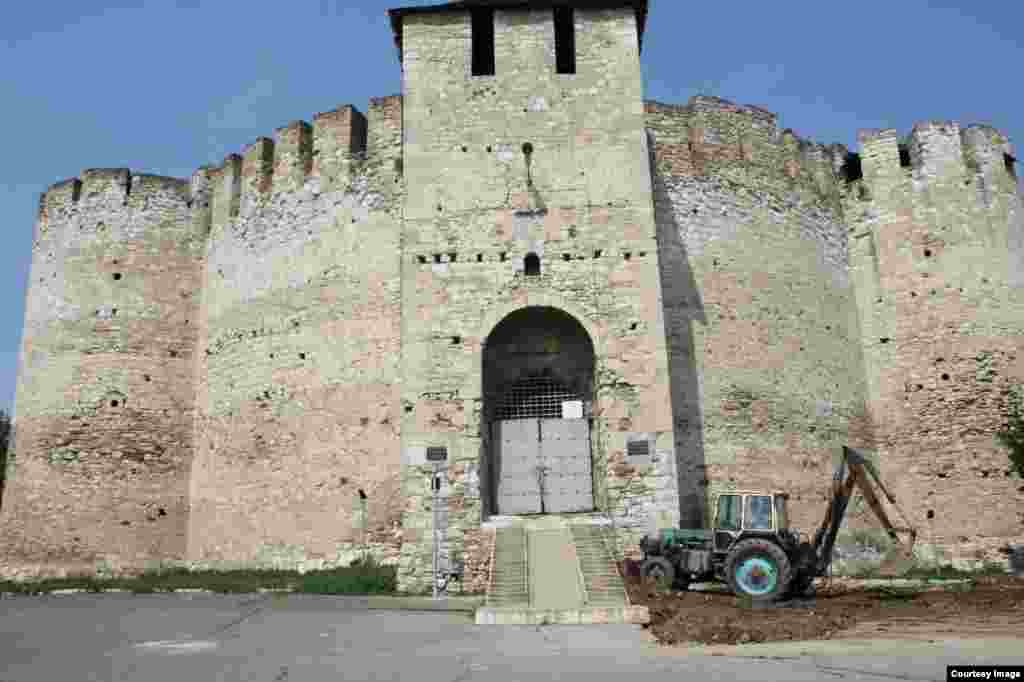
<box><xmin>1</xmin><ymin>0</ymin><xmax>1021</xmax><ymax>418</ymax></box>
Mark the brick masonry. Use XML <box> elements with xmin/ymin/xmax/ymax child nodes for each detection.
<box><xmin>1</xmin><ymin>1</ymin><xmax>1021</xmax><ymax>588</ymax></box>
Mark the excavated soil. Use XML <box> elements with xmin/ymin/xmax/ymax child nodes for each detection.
<box><xmin>625</xmin><ymin>575</ymin><xmax>1024</xmax><ymax>646</ymax></box>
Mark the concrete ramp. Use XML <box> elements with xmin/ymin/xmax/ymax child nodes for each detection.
<box><xmin>477</xmin><ymin>519</ymin><xmax>648</xmax><ymax>625</ymax></box>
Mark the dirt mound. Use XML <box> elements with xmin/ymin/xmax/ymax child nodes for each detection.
<box><xmin>626</xmin><ymin>575</ymin><xmax>1024</xmax><ymax>646</ymax></box>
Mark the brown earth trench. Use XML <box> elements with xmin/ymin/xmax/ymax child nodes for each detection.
<box><xmin>625</xmin><ymin>575</ymin><xmax>1024</xmax><ymax>646</ymax></box>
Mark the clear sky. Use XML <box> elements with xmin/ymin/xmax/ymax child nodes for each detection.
<box><xmin>1</xmin><ymin>0</ymin><xmax>1021</xmax><ymax>418</ymax></box>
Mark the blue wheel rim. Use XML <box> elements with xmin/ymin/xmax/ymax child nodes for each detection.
<box><xmin>735</xmin><ymin>557</ymin><xmax>777</xmax><ymax>595</ymax></box>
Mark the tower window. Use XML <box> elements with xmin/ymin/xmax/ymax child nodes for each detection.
<box><xmin>471</xmin><ymin>8</ymin><xmax>495</xmax><ymax>76</ymax></box>
<box><xmin>554</xmin><ymin>7</ymin><xmax>576</xmax><ymax>74</ymax></box>
<box><xmin>524</xmin><ymin>252</ymin><xmax>540</xmax><ymax>276</ymax></box>
<box><xmin>1006</xmin><ymin>153</ymin><xmax>1018</xmax><ymax>181</ymax></box>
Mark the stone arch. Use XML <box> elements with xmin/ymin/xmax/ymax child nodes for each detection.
<box><xmin>480</xmin><ymin>305</ymin><xmax>598</xmax><ymax>517</ymax></box>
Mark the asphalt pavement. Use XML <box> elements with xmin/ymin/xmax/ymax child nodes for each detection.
<box><xmin>1</xmin><ymin>593</ymin><xmax>1020</xmax><ymax>681</ymax></box>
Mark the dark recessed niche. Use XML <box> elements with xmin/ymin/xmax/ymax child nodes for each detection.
<box><xmin>898</xmin><ymin>144</ymin><xmax>911</xmax><ymax>168</ymax></box>
<box><xmin>112</xmin><ymin>273</ymin><xmax>122</xmax><ymax>281</ymax></box>
<box><xmin>911</xmin><ymin>292</ymin><xmax>918</xmax><ymax>298</ymax></box>
<box><xmin>880</xmin><ymin>337</ymin><xmax>891</xmax><ymax>344</ymax></box>
<box><xmin>404</xmin><ymin>404</ymin><xmax>413</xmax><ymax>413</ymax></box>
<box><xmin>562</xmin><ymin>253</ymin><xmax>571</xmax><ymax>262</ymax></box>
<box><xmin>554</xmin><ymin>6</ymin><xmax>576</xmax><ymax>74</ymax></box>
<box><xmin>594</xmin><ymin>250</ymin><xmax>602</xmax><ymax>259</ymax></box>
<box><xmin>417</xmin><ymin>255</ymin><xmax>427</xmax><ymax>264</ymax></box>
<box><xmin>451</xmin><ymin>336</ymin><xmax>461</xmax><ymax>345</ymax></box>
<box><xmin>916</xmin><ymin>383</ymin><xmax>923</xmax><ymax>390</ymax></box>
<box><xmin>524</xmin><ymin>252</ymin><xmax>540</xmax><ymax>276</ymax></box>
<box><xmin>486</xmin><ymin>146</ymin><xmax>492</xmax><ymax>153</ymax></box>
<box><xmin>841</xmin><ymin>152</ymin><xmax>863</xmax><ymax>182</ymax></box>
<box><xmin>112</xmin><ymin>259</ymin><xmax>119</xmax><ymax>265</ymax></box>
<box><xmin>470</xmin><ymin>7</ymin><xmax>495</xmax><ymax>76</ymax></box>
<box><xmin>158</xmin><ymin>508</ymin><xmax>167</xmax><ymax>516</ymax></box>
<box><xmin>299</xmin><ymin>353</ymin><xmax>306</xmax><ymax>360</ymax></box>
<box><xmin>630</xmin><ymin>322</ymin><xmax>638</xmax><ymax>331</ymax></box>
<box><xmin>169</xmin><ymin>350</ymin><xmax>178</xmax><ymax>358</ymax></box>
<box><xmin>461</xmin><ymin>146</ymin><xmax>468</xmax><ymax>152</ymax></box>
<box><xmin>110</xmin><ymin>400</ymin><xmax>120</xmax><ymax>407</ymax></box>
<box><xmin>924</xmin><ymin>249</ymin><xmax>932</xmax><ymax>257</ymax></box>
<box><xmin>448</xmin><ymin>252</ymin><xmax>457</xmax><ymax>263</ymax></box>
<box><xmin>522</xmin><ymin>142</ymin><xmax>534</xmax><ymax>155</ymax></box>
<box><xmin>927</xmin><ymin>509</ymin><xmax>935</xmax><ymax>519</ymax></box>
<box><xmin>433</xmin><ymin>254</ymin><xmax>442</xmax><ymax>264</ymax></box>
<box><xmin>143</xmin><ymin>374</ymin><xmax>151</xmax><ymax>382</ymax></box>
<box><xmin>638</xmin><ymin>251</ymin><xmax>646</xmax><ymax>257</ymax></box>
<box><xmin>941</xmin><ymin>373</ymin><xmax>950</xmax><ymax>380</ymax></box>
<box><xmin>500</xmin><ymin>252</ymin><xmax>507</xmax><ymax>262</ymax></box>
<box><xmin>623</xmin><ymin>252</ymin><xmax>632</xmax><ymax>260</ymax></box>
<box><xmin>111</xmin><ymin>308</ymin><xmax>117</xmax><ymax>317</ymax></box>
<box><xmin>476</xmin><ymin>254</ymin><xmax>483</xmax><ymax>263</ymax></box>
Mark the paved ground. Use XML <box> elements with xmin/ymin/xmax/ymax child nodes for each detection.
<box><xmin>1</xmin><ymin>593</ymin><xmax>1021</xmax><ymax>681</ymax></box>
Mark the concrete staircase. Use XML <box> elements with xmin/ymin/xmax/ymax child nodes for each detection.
<box><xmin>569</xmin><ymin>523</ymin><xmax>629</xmax><ymax>607</ymax></box>
<box><xmin>477</xmin><ymin>518</ymin><xmax>648</xmax><ymax>625</ymax></box>
<box><xmin>485</xmin><ymin>526</ymin><xmax>529</xmax><ymax>608</ymax></box>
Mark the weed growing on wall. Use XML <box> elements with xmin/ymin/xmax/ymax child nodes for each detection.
<box><xmin>996</xmin><ymin>384</ymin><xmax>1024</xmax><ymax>478</ymax></box>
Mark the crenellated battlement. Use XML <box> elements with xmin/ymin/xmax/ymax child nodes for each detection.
<box><xmin>38</xmin><ymin>170</ymin><xmax>190</xmax><ymax>224</ymax></box>
<box><xmin>645</xmin><ymin>95</ymin><xmax>850</xmax><ymax>205</ymax></box>
<box><xmin>856</xmin><ymin>120</ymin><xmax>1019</xmax><ymax>204</ymax></box>
<box><xmin>196</xmin><ymin>97</ymin><xmax>401</xmax><ymax>231</ymax></box>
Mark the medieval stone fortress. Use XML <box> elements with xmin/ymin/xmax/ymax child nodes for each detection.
<box><xmin>1</xmin><ymin>0</ymin><xmax>1021</xmax><ymax>594</ymax></box>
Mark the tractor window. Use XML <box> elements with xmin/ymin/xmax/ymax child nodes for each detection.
<box><xmin>716</xmin><ymin>495</ymin><xmax>742</xmax><ymax>531</ymax></box>
<box><xmin>745</xmin><ymin>495</ymin><xmax>773</xmax><ymax>530</ymax></box>
<box><xmin>774</xmin><ymin>495</ymin><xmax>788</xmax><ymax>530</ymax></box>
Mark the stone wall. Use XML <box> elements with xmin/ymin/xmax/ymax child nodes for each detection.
<box><xmin>849</xmin><ymin>123</ymin><xmax>1024</xmax><ymax>566</ymax></box>
<box><xmin>647</xmin><ymin>96</ymin><xmax>874</xmax><ymax>540</ymax></box>
<box><xmin>186</xmin><ymin>98</ymin><xmax>406</xmax><ymax>572</ymax></box>
<box><xmin>0</xmin><ymin>170</ymin><xmax>203</xmax><ymax>575</ymax></box>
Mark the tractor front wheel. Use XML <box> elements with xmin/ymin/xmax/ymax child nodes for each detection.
<box><xmin>725</xmin><ymin>538</ymin><xmax>793</xmax><ymax>603</ymax></box>
<box><xmin>640</xmin><ymin>557</ymin><xmax>675</xmax><ymax>590</ymax></box>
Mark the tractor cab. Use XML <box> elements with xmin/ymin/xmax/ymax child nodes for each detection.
<box><xmin>712</xmin><ymin>491</ymin><xmax>791</xmax><ymax>553</ymax></box>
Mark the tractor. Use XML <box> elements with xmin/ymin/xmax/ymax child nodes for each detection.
<box><xmin>638</xmin><ymin>446</ymin><xmax>917</xmax><ymax>603</ymax></box>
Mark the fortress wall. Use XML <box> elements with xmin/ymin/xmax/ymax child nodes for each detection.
<box><xmin>186</xmin><ymin>100</ymin><xmax>405</xmax><ymax>571</ymax></box>
<box><xmin>0</xmin><ymin>170</ymin><xmax>203</xmax><ymax>577</ymax></box>
<box><xmin>849</xmin><ymin>122</ymin><xmax>1024</xmax><ymax>564</ymax></box>
<box><xmin>395</xmin><ymin>7</ymin><xmax>677</xmax><ymax>590</ymax></box>
<box><xmin>648</xmin><ymin>96</ymin><xmax>873</xmax><ymax>534</ymax></box>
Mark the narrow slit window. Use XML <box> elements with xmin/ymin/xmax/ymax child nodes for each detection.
<box><xmin>1006</xmin><ymin>153</ymin><xmax>1017</xmax><ymax>181</ymax></box>
<box><xmin>554</xmin><ymin>7</ymin><xmax>576</xmax><ymax>74</ymax></box>
<box><xmin>471</xmin><ymin>9</ymin><xmax>495</xmax><ymax>76</ymax></box>
<box><xmin>524</xmin><ymin>252</ymin><xmax>540</xmax><ymax>276</ymax></box>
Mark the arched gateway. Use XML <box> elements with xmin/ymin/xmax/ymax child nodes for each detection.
<box><xmin>482</xmin><ymin>306</ymin><xmax>596</xmax><ymax>516</ymax></box>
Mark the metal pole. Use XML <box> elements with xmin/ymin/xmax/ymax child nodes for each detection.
<box><xmin>432</xmin><ymin>466</ymin><xmax>440</xmax><ymax>599</ymax></box>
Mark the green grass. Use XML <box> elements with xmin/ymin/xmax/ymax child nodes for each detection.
<box><xmin>0</xmin><ymin>557</ymin><xmax>397</xmax><ymax>596</ymax></box>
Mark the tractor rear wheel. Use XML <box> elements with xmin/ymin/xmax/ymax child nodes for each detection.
<box><xmin>640</xmin><ymin>557</ymin><xmax>675</xmax><ymax>590</ymax></box>
<box><xmin>725</xmin><ymin>538</ymin><xmax>793</xmax><ymax>603</ymax></box>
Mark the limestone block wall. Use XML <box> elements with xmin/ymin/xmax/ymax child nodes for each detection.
<box><xmin>394</xmin><ymin>6</ymin><xmax>677</xmax><ymax>591</ymax></box>
<box><xmin>647</xmin><ymin>96</ymin><xmax>874</xmax><ymax>537</ymax></box>
<box><xmin>186</xmin><ymin>99</ymin><xmax>406</xmax><ymax>572</ymax></box>
<box><xmin>849</xmin><ymin>122</ymin><xmax>1024</xmax><ymax>565</ymax></box>
<box><xmin>1</xmin><ymin>170</ymin><xmax>203</xmax><ymax>577</ymax></box>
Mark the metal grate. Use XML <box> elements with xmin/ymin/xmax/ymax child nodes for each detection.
<box><xmin>496</xmin><ymin>376</ymin><xmax>581</xmax><ymax>420</ymax></box>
